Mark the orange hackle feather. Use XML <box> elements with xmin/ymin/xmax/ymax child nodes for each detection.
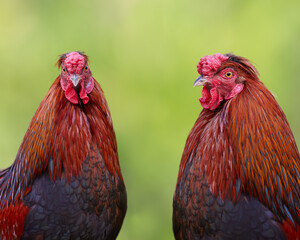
<box><xmin>0</xmin><ymin>54</ymin><xmax>123</xmax><ymax>239</ymax></box>
<box><xmin>177</xmin><ymin>54</ymin><xmax>300</xmax><ymax>239</ymax></box>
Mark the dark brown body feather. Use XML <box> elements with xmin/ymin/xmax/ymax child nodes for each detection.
<box><xmin>173</xmin><ymin>55</ymin><xmax>300</xmax><ymax>239</ymax></box>
<box><xmin>22</xmin><ymin>145</ymin><xmax>126</xmax><ymax>239</ymax></box>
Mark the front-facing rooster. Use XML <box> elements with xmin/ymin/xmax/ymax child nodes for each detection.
<box><xmin>0</xmin><ymin>52</ymin><xmax>127</xmax><ymax>240</ymax></box>
<box><xmin>173</xmin><ymin>53</ymin><xmax>300</xmax><ymax>239</ymax></box>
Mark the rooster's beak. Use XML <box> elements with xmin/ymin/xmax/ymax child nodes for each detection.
<box><xmin>193</xmin><ymin>75</ymin><xmax>207</xmax><ymax>87</ymax></box>
<box><xmin>70</xmin><ymin>74</ymin><xmax>81</xmax><ymax>87</ymax></box>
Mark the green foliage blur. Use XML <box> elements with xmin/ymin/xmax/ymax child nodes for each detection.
<box><xmin>0</xmin><ymin>0</ymin><xmax>300</xmax><ymax>239</ymax></box>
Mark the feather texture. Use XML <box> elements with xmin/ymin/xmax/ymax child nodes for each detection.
<box><xmin>0</xmin><ymin>52</ymin><xmax>126</xmax><ymax>239</ymax></box>
<box><xmin>173</xmin><ymin>54</ymin><xmax>300</xmax><ymax>239</ymax></box>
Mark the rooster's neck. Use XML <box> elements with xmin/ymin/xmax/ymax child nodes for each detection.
<box><xmin>178</xmin><ymin>79</ymin><xmax>300</xmax><ymax>225</ymax></box>
<box><xmin>1</xmin><ymin>77</ymin><xmax>122</xmax><ymax>206</ymax></box>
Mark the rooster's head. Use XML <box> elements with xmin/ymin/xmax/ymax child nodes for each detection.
<box><xmin>194</xmin><ymin>53</ymin><xmax>258</xmax><ymax>110</ymax></box>
<box><xmin>57</xmin><ymin>51</ymin><xmax>94</xmax><ymax>105</ymax></box>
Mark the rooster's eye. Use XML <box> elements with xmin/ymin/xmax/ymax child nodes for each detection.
<box><xmin>84</xmin><ymin>66</ymin><xmax>88</xmax><ymax>71</ymax></box>
<box><xmin>63</xmin><ymin>68</ymin><xmax>66</xmax><ymax>72</ymax></box>
<box><xmin>225</xmin><ymin>72</ymin><xmax>233</xmax><ymax>78</ymax></box>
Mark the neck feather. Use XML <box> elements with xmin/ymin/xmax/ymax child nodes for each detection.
<box><xmin>0</xmin><ymin>77</ymin><xmax>122</xmax><ymax>206</ymax></box>
<box><xmin>178</xmin><ymin>78</ymin><xmax>300</xmax><ymax>224</ymax></box>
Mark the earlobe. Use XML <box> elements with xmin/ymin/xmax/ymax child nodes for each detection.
<box><xmin>225</xmin><ymin>84</ymin><xmax>244</xmax><ymax>100</ymax></box>
<box><xmin>85</xmin><ymin>77</ymin><xmax>94</xmax><ymax>94</ymax></box>
<box><xmin>60</xmin><ymin>78</ymin><xmax>68</xmax><ymax>91</ymax></box>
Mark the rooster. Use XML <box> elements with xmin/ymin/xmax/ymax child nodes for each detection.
<box><xmin>0</xmin><ymin>51</ymin><xmax>127</xmax><ymax>240</ymax></box>
<box><xmin>173</xmin><ymin>53</ymin><xmax>300</xmax><ymax>239</ymax></box>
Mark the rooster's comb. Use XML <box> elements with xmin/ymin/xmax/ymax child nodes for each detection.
<box><xmin>197</xmin><ymin>53</ymin><xmax>228</xmax><ymax>76</ymax></box>
<box><xmin>56</xmin><ymin>51</ymin><xmax>88</xmax><ymax>69</ymax></box>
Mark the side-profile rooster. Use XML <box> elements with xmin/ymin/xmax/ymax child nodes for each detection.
<box><xmin>173</xmin><ymin>53</ymin><xmax>300</xmax><ymax>239</ymax></box>
<box><xmin>0</xmin><ymin>51</ymin><xmax>127</xmax><ymax>239</ymax></box>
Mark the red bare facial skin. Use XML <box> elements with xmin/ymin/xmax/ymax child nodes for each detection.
<box><xmin>59</xmin><ymin>52</ymin><xmax>94</xmax><ymax>105</ymax></box>
<box><xmin>196</xmin><ymin>54</ymin><xmax>244</xmax><ymax>110</ymax></box>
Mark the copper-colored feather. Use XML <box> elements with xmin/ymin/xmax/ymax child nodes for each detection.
<box><xmin>174</xmin><ymin>54</ymin><xmax>300</xmax><ymax>239</ymax></box>
<box><xmin>0</xmin><ymin>52</ymin><xmax>126</xmax><ymax>239</ymax></box>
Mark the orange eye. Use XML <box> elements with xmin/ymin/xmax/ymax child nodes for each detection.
<box><xmin>225</xmin><ymin>71</ymin><xmax>233</xmax><ymax>78</ymax></box>
<box><xmin>84</xmin><ymin>66</ymin><xmax>88</xmax><ymax>71</ymax></box>
<box><xmin>63</xmin><ymin>68</ymin><xmax>66</xmax><ymax>72</ymax></box>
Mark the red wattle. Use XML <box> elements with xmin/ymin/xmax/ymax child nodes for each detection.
<box><xmin>61</xmin><ymin>76</ymin><xmax>94</xmax><ymax>105</ymax></box>
<box><xmin>199</xmin><ymin>86</ymin><xmax>223</xmax><ymax>111</ymax></box>
<box><xmin>209</xmin><ymin>87</ymin><xmax>223</xmax><ymax>110</ymax></box>
<box><xmin>63</xmin><ymin>80</ymin><xmax>92</xmax><ymax>105</ymax></box>
<box><xmin>199</xmin><ymin>86</ymin><xmax>211</xmax><ymax>109</ymax></box>
<box><xmin>65</xmin><ymin>82</ymin><xmax>78</xmax><ymax>104</ymax></box>
<box><xmin>79</xmin><ymin>81</ymin><xmax>89</xmax><ymax>104</ymax></box>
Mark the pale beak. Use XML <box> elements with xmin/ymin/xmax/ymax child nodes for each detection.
<box><xmin>193</xmin><ymin>75</ymin><xmax>207</xmax><ymax>87</ymax></box>
<box><xmin>70</xmin><ymin>73</ymin><xmax>81</xmax><ymax>87</ymax></box>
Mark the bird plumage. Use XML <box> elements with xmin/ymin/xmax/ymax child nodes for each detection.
<box><xmin>0</xmin><ymin>52</ymin><xmax>127</xmax><ymax>239</ymax></box>
<box><xmin>173</xmin><ymin>53</ymin><xmax>300</xmax><ymax>239</ymax></box>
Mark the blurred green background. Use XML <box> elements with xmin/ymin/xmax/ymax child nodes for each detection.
<box><xmin>0</xmin><ymin>0</ymin><xmax>300</xmax><ymax>239</ymax></box>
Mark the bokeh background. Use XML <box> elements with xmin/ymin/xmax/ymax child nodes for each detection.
<box><xmin>1</xmin><ymin>0</ymin><xmax>300</xmax><ymax>239</ymax></box>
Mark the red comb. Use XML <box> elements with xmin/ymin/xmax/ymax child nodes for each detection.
<box><xmin>64</xmin><ymin>52</ymin><xmax>85</xmax><ymax>74</ymax></box>
<box><xmin>197</xmin><ymin>53</ymin><xmax>228</xmax><ymax>76</ymax></box>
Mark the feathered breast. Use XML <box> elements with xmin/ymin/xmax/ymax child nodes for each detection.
<box><xmin>0</xmin><ymin>77</ymin><xmax>122</xmax><ymax>207</ymax></box>
<box><xmin>177</xmin><ymin>74</ymin><xmax>300</xmax><ymax>226</ymax></box>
